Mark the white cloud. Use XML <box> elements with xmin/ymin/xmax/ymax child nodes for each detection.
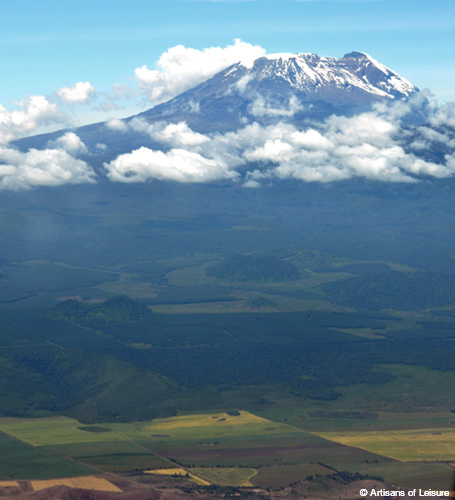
<box><xmin>104</xmin><ymin>146</ymin><xmax>239</xmax><ymax>183</ymax></box>
<box><xmin>239</xmin><ymin>112</ymin><xmax>455</xmax><ymax>183</ymax></box>
<box><xmin>250</xmin><ymin>95</ymin><xmax>304</xmax><ymax>117</ymax></box>
<box><xmin>429</xmin><ymin>102</ymin><xmax>455</xmax><ymax>128</ymax></box>
<box><xmin>105</xmin><ymin>118</ymin><xmax>128</xmax><ymax>132</ymax></box>
<box><xmin>188</xmin><ymin>100</ymin><xmax>200</xmax><ymax>114</ymax></box>
<box><xmin>130</xmin><ymin>119</ymin><xmax>209</xmax><ymax>147</ymax></box>
<box><xmin>0</xmin><ymin>96</ymin><xmax>66</xmax><ymax>144</ymax></box>
<box><xmin>56</xmin><ymin>81</ymin><xmax>96</xmax><ymax>104</ymax></box>
<box><xmin>235</xmin><ymin>73</ymin><xmax>255</xmax><ymax>94</ymax></box>
<box><xmin>134</xmin><ymin>39</ymin><xmax>266</xmax><ymax>104</ymax></box>
<box><xmin>0</xmin><ymin>147</ymin><xmax>96</xmax><ymax>190</ymax></box>
<box><xmin>47</xmin><ymin>132</ymin><xmax>88</xmax><ymax>155</ymax></box>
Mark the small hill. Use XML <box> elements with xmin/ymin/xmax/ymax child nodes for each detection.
<box><xmin>85</xmin><ymin>295</ymin><xmax>150</xmax><ymax>322</ymax></box>
<box><xmin>47</xmin><ymin>296</ymin><xmax>150</xmax><ymax>323</ymax></box>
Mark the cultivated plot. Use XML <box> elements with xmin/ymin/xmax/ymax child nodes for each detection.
<box><xmin>31</xmin><ymin>476</ymin><xmax>121</xmax><ymax>492</ymax></box>
<box><xmin>318</xmin><ymin>428</ymin><xmax>455</xmax><ymax>461</ymax></box>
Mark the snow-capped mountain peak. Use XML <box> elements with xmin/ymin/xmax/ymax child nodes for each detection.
<box><xmin>234</xmin><ymin>51</ymin><xmax>417</xmax><ymax>100</ymax></box>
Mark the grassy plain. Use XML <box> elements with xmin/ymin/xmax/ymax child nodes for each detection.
<box><xmin>329</xmin><ymin>365</ymin><xmax>455</xmax><ymax>412</ymax></box>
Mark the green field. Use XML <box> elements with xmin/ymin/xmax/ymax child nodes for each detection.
<box><xmin>251</xmin><ymin>464</ymin><xmax>331</xmax><ymax>488</ymax></box>
<box><xmin>0</xmin><ymin>432</ymin><xmax>95</xmax><ymax>480</ymax></box>
<box><xmin>337</xmin><ymin>462</ymin><xmax>454</xmax><ymax>491</ymax></box>
<box><xmin>0</xmin><ymin>417</ymin><xmax>125</xmax><ymax>446</ymax></box>
<box><xmin>255</xmin><ymin>408</ymin><xmax>455</xmax><ymax>432</ymax></box>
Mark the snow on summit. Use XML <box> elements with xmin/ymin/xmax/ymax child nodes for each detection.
<box><xmin>236</xmin><ymin>51</ymin><xmax>417</xmax><ymax>100</ymax></box>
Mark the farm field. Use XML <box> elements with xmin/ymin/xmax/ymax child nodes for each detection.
<box><xmin>145</xmin><ymin>468</ymin><xmax>210</xmax><ymax>486</ymax></box>
<box><xmin>250</xmin><ymin>464</ymin><xmax>330</xmax><ymax>489</ymax></box>
<box><xmin>45</xmin><ymin>441</ymin><xmax>172</xmax><ymax>472</ymax></box>
<box><xmin>191</xmin><ymin>467</ymin><xmax>257</xmax><ymax>486</ymax></box>
<box><xmin>0</xmin><ymin>481</ymin><xmax>19</xmax><ymax>487</ymax></box>
<box><xmin>110</xmin><ymin>411</ymin><xmax>288</xmax><ymax>443</ymax></box>
<box><xmin>317</xmin><ymin>427</ymin><xmax>455</xmax><ymax>461</ymax></box>
<box><xmin>31</xmin><ymin>476</ymin><xmax>122</xmax><ymax>492</ymax></box>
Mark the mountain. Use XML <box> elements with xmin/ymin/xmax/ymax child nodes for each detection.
<box><xmin>139</xmin><ymin>51</ymin><xmax>417</xmax><ymax>131</ymax></box>
<box><xmin>14</xmin><ymin>51</ymin><xmax>419</xmax><ymax>156</ymax></box>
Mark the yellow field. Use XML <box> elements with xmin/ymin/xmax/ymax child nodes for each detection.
<box><xmin>31</xmin><ymin>476</ymin><xmax>122</xmax><ymax>492</ymax></box>
<box><xmin>145</xmin><ymin>468</ymin><xmax>189</xmax><ymax>475</ymax></box>
<box><xmin>0</xmin><ymin>481</ymin><xmax>19</xmax><ymax>487</ymax></box>
<box><xmin>317</xmin><ymin>428</ymin><xmax>455</xmax><ymax>461</ymax></box>
<box><xmin>147</xmin><ymin>411</ymin><xmax>268</xmax><ymax>431</ymax></box>
<box><xmin>145</xmin><ymin>468</ymin><xmax>210</xmax><ymax>486</ymax></box>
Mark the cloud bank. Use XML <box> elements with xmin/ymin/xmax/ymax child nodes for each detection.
<box><xmin>104</xmin><ymin>97</ymin><xmax>455</xmax><ymax>185</ymax></box>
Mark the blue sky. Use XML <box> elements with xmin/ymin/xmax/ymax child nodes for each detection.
<box><xmin>1</xmin><ymin>0</ymin><xmax>454</xmax><ymax>128</ymax></box>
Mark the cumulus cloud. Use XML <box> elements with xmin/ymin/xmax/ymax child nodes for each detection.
<box><xmin>104</xmin><ymin>146</ymin><xmax>239</xmax><ymax>183</ymax></box>
<box><xmin>134</xmin><ymin>39</ymin><xmax>265</xmax><ymax>104</ymax></box>
<box><xmin>0</xmin><ymin>147</ymin><xmax>96</xmax><ymax>190</ymax></box>
<box><xmin>0</xmin><ymin>96</ymin><xmax>66</xmax><ymax>144</ymax></box>
<box><xmin>130</xmin><ymin>119</ymin><xmax>209</xmax><ymax>147</ymax></box>
<box><xmin>56</xmin><ymin>81</ymin><xmax>96</xmax><ymax>104</ymax></box>
<box><xmin>47</xmin><ymin>132</ymin><xmax>88</xmax><ymax>155</ymax></box>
